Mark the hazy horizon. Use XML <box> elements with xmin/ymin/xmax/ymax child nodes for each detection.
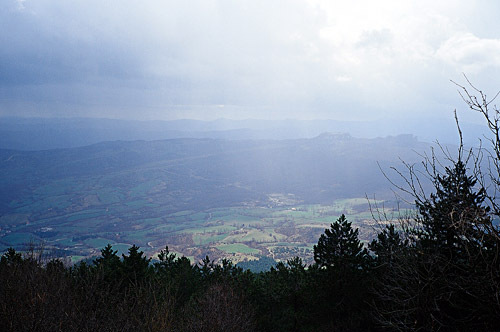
<box><xmin>0</xmin><ymin>115</ymin><xmax>488</xmax><ymax>151</ymax></box>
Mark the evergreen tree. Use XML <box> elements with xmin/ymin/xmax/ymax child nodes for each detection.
<box><xmin>314</xmin><ymin>214</ymin><xmax>371</xmax><ymax>271</ymax></box>
<box><xmin>416</xmin><ymin>160</ymin><xmax>490</xmax><ymax>259</ymax></box>
<box><xmin>373</xmin><ymin>160</ymin><xmax>500</xmax><ymax>331</ymax></box>
<box><xmin>369</xmin><ymin>224</ymin><xmax>407</xmax><ymax>267</ymax></box>
<box><xmin>313</xmin><ymin>214</ymin><xmax>374</xmax><ymax>331</ymax></box>
<box><xmin>93</xmin><ymin>244</ymin><xmax>121</xmax><ymax>283</ymax></box>
<box><xmin>121</xmin><ymin>245</ymin><xmax>151</xmax><ymax>283</ymax></box>
<box><xmin>414</xmin><ymin>160</ymin><xmax>499</xmax><ymax>329</ymax></box>
<box><xmin>94</xmin><ymin>244</ymin><xmax>121</xmax><ymax>268</ymax></box>
<box><xmin>0</xmin><ymin>247</ymin><xmax>23</xmax><ymax>267</ymax></box>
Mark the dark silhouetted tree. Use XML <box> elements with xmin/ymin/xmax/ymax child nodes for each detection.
<box><xmin>374</xmin><ymin>155</ymin><xmax>500</xmax><ymax>330</ymax></box>
<box><xmin>314</xmin><ymin>214</ymin><xmax>371</xmax><ymax>271</ymax></box>
<box><xmin>121</xmin><ymin>244</ymin><xmax>152</xmax><ymax>283</ymax></box>
<box><xmin>313</xmin><ymin>214</ymin><xmax>374</xmax><ymax>331</ymax></box>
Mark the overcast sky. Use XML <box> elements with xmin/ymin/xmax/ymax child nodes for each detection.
<box><xmin>1</xmin><ymin>0</ymin><xmax>500</xmax><ymax>123</ymax></box>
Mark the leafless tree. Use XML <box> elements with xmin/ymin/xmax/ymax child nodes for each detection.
<box><xmin>370</xmin><ymin>78</ymin><xmax>500</xmax><ymax>331</ymax></box>
<box><xmin>452</xmin><ymin>75</ymin><xmax>500</xmax><ymax>241</ymax></box>
<box><xmin>183</xmin><ymin>283</ymin><xmax>255</xmax><ymax>332</ymax></box>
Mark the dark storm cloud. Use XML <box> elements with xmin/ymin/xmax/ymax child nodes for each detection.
<box><xmin>1</xmin><ymin>0</ymin><xmax>500</xmax><ymax>121</ymax></box>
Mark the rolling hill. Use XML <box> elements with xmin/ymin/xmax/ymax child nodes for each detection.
<box><xmin>0</xmin><ymin>133</ymin><xmax>431</xmax><ymax>262</ymax></box>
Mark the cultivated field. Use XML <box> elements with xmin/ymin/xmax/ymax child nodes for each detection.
<box><xmin>1</xmin><ymin>196</ymin><xmax>404</xmax><ymax>264</ymax></box>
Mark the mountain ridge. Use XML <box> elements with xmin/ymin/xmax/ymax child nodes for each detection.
<box><xmin>0</xmin><ymin>116</ymin><xmax>476</xmax><ymax>150</ymax></box>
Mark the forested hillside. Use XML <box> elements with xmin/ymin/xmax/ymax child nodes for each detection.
<box><xmin>0</xmin><ymin>133</ymin><xmax>427</xmax><ymax>263</ymax></box>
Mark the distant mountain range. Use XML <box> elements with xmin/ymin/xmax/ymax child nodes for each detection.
<box><xmin>0</xmin><ymin>116</ymin><xmax>486</xmax><ymax>150</ymax></box>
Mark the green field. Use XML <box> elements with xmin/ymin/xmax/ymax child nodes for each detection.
<box><xmin>0</xmin><ymin>133</ymin><xmax>428</xmax><ymax>264</ymax></box>
<box><xmin>217</xmin><ymin>243</ymin><xmax>261</xmax><ymax>254</ymax></box>
<box><xmin>0</xmin><ymin>196</ymin><xmax>399</xmax><ymax>264</ymax></box>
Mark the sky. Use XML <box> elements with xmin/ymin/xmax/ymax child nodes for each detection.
<box><xmin>1</xmin><ymin>0</ymin><xmax>500</xmax><ymax>123</ymax></box>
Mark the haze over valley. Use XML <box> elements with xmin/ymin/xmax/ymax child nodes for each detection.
<box><xmin>0</xmin><ymin>126</ymin><xmax>432</xmax><ymax>264</ymax></box>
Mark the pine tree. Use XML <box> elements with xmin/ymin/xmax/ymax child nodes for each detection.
<box><xmin>369</xmin><ymin>224</ymin><xmax>407</xmax><ymax>267</ymax></box>
<box><xmin>0</xmin><ymin>247</ymin><xmax>23</xmax><ymax>267</ymax></box>
<box><xmin>314</xmin><ymin>214</ymin><xmax>371</xmax><ymax>271</ymax></box>
<box><xmin>313</xmin><ymin>214</ymin><xmax>374</xmax><ymax>330</ymax></box>
<box><xmin>121</xmin><ymin>245</ymin><xmax>151</xmax><ymax>283</ymax></box>
<box><xmin>373</xmin><ymin>160</ymin><xmax>500</xmax><ymax>331</ymax></box>
<box><xmin>416</xmin><ymin>160</ymin><xmax>490</xmax><ymax>259</ymax></box>
<box><xmin>93</xmin><ymin>244</ymin><xmax>121</xmax><ymax>283</ymax></box>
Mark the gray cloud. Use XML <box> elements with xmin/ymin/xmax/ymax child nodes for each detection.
<box><xmin>1</xmin><ymin>0</ymin><xmax>500</xmax><ymax>123</ymax></box>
